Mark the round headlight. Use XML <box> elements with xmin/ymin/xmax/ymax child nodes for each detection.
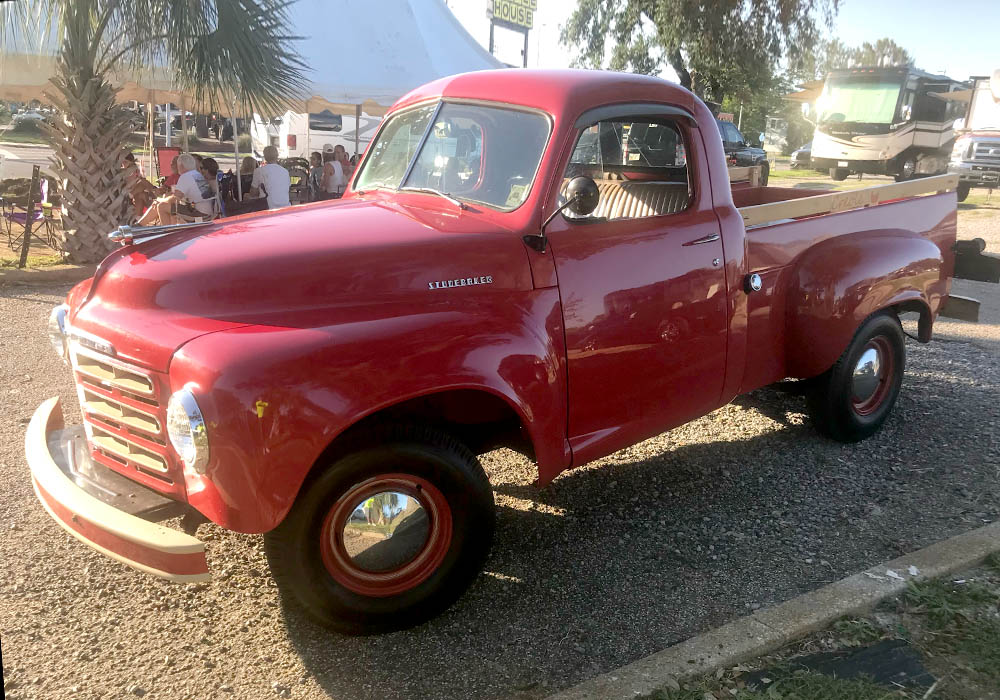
<box><xmin>166</xmin><ymin>387</ymin><xmax>210</xmax><ymax>474</ymax></box>
<box><xmin>47</xmin><ymin>304</ymin><xmax>69</xmax><ymax>362</ymax></box>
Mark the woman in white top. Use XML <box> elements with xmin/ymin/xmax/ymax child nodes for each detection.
<box><xmin>321</xmin><ymin>144</ymin><xmax>346</xmax><ymax>196</ymax></box>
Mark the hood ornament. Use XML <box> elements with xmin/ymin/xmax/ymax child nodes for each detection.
<box><xmin>109</xmin><ymin>221</ymin><xmax>214</xmax><ymax>246</ymax></box>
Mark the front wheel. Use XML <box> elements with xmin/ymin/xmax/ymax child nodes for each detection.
<box><xmin>806</xmin><ymin>312</ymin><xmax>906</xmax><ymax>442</ymax></box>
<box><xmin>957</xmin><ymin>183</ymin><xmax>971</xmax><ymax>202</ymax></box>
<box><xmin>264</xmin><ymin>425</ymin><xmax>495</xmax><ymax>634</ymax></box>
<box><xmin>830</xmin><ymin>167</ymin><xmax>849</xmax><ymax>181</ymax></box>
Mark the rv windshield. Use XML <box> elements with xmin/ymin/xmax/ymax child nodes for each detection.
<box><xmin>817</xmin><ymin>80</ymin><xmax>902</xmax><ymax>125</ymax></box>
<box><xmin>355</xmin><ymin>101</ymin><xmax>550</xmax><ymax>211</ymax></box>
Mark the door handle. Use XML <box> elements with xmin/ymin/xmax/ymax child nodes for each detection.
<box><xmin>683</xmin><ymin>233</ymin><xmax>720</xmax><ymax>246</ymax></box>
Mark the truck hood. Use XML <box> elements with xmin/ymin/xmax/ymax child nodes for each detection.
<box><xmin>71</xmin><ymin>197</ymin><xmax>532</xmax><ymax>371</ymax></box>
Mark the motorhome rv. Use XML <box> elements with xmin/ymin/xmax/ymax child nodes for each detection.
<box><xmin>251</xmin><ymin>109</ymin><xmax>382</xmax><ymax>161</ymax></box>
<box><xmin>811</xmin><ymin>66</ymin><xmax>965</xmax><ymax>181</ymax></box>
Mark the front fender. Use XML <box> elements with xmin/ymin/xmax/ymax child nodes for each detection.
<box><xmin>785</xmin><ymin>230</ymin><xmax>945</xmax><ymax>378</ymax></box>
<box><xmin>167</xmin><ymin>288</ymin><xmax>567</xmax><ymax>533</ymax></box>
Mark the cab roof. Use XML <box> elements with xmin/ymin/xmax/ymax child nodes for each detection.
<box><xmin>391</xmin><ymin>68</ymin><xmax>700</xmax><ymax>124</ymax></box>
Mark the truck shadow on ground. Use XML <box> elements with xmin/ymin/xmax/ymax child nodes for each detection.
<box><xmin>279</xmin><ymin>354</ymin><xmax>1000</xmax><ymax>700</ymax></box>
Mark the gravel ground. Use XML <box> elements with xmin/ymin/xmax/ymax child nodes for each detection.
<box><xmin>2</xmin><ymin>201</ymin><xmax>999</xmax><ymax>700</ymax></box>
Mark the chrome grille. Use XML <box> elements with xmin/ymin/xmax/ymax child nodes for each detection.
<box><xmin>71</xmin><ymin>344</ymin><xmax>178</xmax><ymax>489</ymax></box>
<box><xmin>971</xmin><ymin>141</ymin><xmax>1000</xmax><ymax>164</ymax></box>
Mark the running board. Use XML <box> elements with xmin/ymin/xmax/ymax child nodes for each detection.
<box><xmin>954</xmin><ymin>239</ymin><xmax>1000</xmax><ymax>283</ymax></box>
<box><xmin>939</xmin><ymin>295</ymin><xmax>980</xmax><ymax>323</ymax></box>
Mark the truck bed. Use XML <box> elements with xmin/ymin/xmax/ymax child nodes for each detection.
<box><xmin>733</xmin><ymin>175</ymin><xmax>960</xmax><ymax>392</ymax></box>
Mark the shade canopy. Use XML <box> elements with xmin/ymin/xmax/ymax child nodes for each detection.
<box><xmin>0</xmin><ymin>0</ymin><xmax>501</xmax><ymax>116</ymax></box>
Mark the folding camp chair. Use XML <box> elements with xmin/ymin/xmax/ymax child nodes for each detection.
<box><xmin>155</xmin><ymin>146</ymin><xmax>183</xmax><ymax>185</ymax></box>
<box><xmin>4</xmin><ymin>177</ymin><xmax>55</xmax><ymax>252</ymax></box>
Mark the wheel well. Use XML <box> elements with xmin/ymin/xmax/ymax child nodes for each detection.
<box><xmin>891</xmin><ymin>299</ymin><xmax>932</xmax><ymax>342</ymax></box>
<box><xmin>317</xmin><ymin>389</ymin><xmax>534</xmax><ymax>469</ymax></box>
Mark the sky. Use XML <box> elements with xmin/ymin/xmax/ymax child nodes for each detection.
<box><xmin>447</xmin><ymin>0</ymin><xmax>997</xmax><ymax>82</ymax></box>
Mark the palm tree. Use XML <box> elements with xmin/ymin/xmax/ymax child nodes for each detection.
<box><xmin>3</xmin><ymin>0</ymin><xmax>305</xmax><ymax>263</ymax></box>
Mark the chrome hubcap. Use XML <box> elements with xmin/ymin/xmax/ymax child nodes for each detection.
<box><xmin>852</xmin><ymin>347</ymin><xmax>882</xmax><ymax>402</ymax></box>
<box><xmin>340</xmin><ymin>491</ymin><xmax>430</xmax><ymax>573</ymax></box>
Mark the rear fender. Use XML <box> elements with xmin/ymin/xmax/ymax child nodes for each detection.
<box><xmin>785</xmin><ymin>229</ymin><xmax>944</xmax><ymax>378</ymax></box>
<box><xmin>167</xmin><ymin>289</ymin><xmax>569</xmax><ymax>533</ymax></box>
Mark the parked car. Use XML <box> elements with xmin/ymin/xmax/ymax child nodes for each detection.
<box><xmin>27</xmin><ymin>69</ymin><xmax>998</xmax><ymax>636</ymax></box>
<box><xmin>716</xmin><ymin>118</ymin><xmax>770</xmax><ymax>184</ymax></box>
<box><xmin>790</xmin><ymin>141</ymin><xmax>812</xmax><ymax>169</ymax></box>
<box><xmin>13</xmin><ymin>110</ymin><xmax>46</xmax><ymax>125</ymax></box>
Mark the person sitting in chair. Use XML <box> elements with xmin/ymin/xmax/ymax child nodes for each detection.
<box><xmin>137</xmin><ymin>152</ymin><xmax>215</xmax><ymax>225</ymax></box>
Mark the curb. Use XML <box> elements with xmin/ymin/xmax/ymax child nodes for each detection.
<box><xmin>0</xmin><ymin>264</ymin><xmax>95</xmax><ymax>286</ymax></box>
<box><xmin>548</xmin><ymin>521</ymin><xmax>1000</xmax><ymax>700</ymax></box>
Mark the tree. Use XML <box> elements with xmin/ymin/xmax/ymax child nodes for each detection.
<box><xmin>2</xmin><ymin>0</ymin><xmax>305</xmax><ymax>263</ymax></box>
<box><xmin>791</xmin><ymin>37</ymin><xmax>913</xmax><ymax>82</ymax></box>
<box><xmin>561</xmin><ymin>0</ymin><xmax>840</xmax><ymax>104</ymax></box>
<box><xmin>852</xmin><ymin>38</ymin><xmax>912</xmax><ymax>68</ymax></box>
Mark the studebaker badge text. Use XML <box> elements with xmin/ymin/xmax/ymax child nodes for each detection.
<box><xmin>428</xmin><ymin>276</ymin><xmax>494</xmax><ymax>290</ymax></box>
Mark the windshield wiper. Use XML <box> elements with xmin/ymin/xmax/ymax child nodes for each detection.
<box><xmin>399</xmin><ymin>186</ymin><xmax>468</xmax><ymax>210</ymax></box>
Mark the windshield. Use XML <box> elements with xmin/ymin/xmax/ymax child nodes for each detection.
<box><xmin>817</xmin><ymin>79</ymin><xmax>902</xmax><ymax>124</ymax></box>
<box><xmin>355</xmin><ymin>101</ymin><xmax>550</xmax><ymax>210</ymax></box>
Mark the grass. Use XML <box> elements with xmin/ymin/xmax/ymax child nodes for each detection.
<box><xmin>0</xmin><ymin>252</ymin><xmax>64</xmax><ymax>268</ymax></box>
<box><xmin>0</xmin><ymin>124</ymin><xmax>48</xmax><ymax>145</ymax></box>
<box><xmin>646</xmin><ymin>559</ymin><xmax>1000</xmax><ymax>700</ymax></box>
<box><xmin>645</xmin><ymin>669</ymin><xmax>910</xmax><ymax>699</ymax></box>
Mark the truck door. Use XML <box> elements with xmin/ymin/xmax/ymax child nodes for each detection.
<box><xmin>544</xmin><ymin>112</ymin><xmax>729</xmax><ymax>457</ymax></box>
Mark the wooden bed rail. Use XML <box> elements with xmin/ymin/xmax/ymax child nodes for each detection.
<box><xmin>738</xmin><ymin>174</ymin><xmax>959</xmax><ymax>228</ymax></box>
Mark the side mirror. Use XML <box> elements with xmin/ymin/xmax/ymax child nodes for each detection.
<box><xmin>565</xmin><ymin>175</ymin><xmax>599</xmax><ymax>217</ymax></box>
<box><xmin>528</xmin><ymin>176</ymin><xmax>602</xmax><ymax>253</ymax></box>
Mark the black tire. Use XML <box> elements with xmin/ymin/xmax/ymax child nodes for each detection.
<box><xmin>264</xmin><ymin>424</ymin><xmax>495</xmax><ymax>635</ymax></box>
<box><xmin>957</xmin><ymin>183</ymin><xmax>971</xmax><ymax>202</ymax></box>
<box><xmin>806</xmin><ymin>312</ymin><xmax>905</xmax><ymax>443</ymax></box>
<box><xmin>759</xmin><ymin>161</ymin><xmax>770</xmax><ymax>186</ymax></box>
<box><xmin>894</xmin><ymin>157</ymin><xmax>916</xmax><ymax>182</ymax></box>
<box><xmin>830</xmin><ymin>167</ymin><xmax>849</xmax><ymax>181</ymax></box>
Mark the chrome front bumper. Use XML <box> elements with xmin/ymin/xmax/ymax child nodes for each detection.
<box><xmin>26</xmin><ymin>397</ymin><xmax>210</xmax><ymax>582</ymax></box>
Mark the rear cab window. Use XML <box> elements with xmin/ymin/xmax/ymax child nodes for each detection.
<box><xmin>563</xmin><ymin>118</ymin><xmax>692</xmax><ymax>220</ymax></box>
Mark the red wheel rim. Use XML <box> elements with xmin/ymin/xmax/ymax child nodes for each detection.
<box><xmin>320</xmin><ymin>474</ymin><xmax>452</xmax><ymax>597</ymax></box>
<box><xmin>851</xmin><ymin>336</ymin><xmax>895</xmax><ymax>416</ymax></box>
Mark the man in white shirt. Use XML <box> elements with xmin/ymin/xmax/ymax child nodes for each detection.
<box><xmin>249</xmin><ymin>145</ymin><xmax>291</xmax><ymax>209</ymax></box>
<box><xmin>137</xmin><ymin>152</ymin><xmax>215</xmax><ymax>225</ymax></box>
<box><xmin>321</xmin><ymin>143</ymin><xmax>346</xmax><ymax>196</ymax></box>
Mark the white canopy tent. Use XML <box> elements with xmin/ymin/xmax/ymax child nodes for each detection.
<box><xmin>1</xmin><ymin>0</ymin><xmax>502</xmax><ymax>177</ymax></box>
<box><xmin>288</xmin><ymin>0</ymin><xmax>502</xmax><ymax>111</ymax></box>
<box><xmin>268</xmin><ymin>0</ymin><xmax>503</xmax><ymax>160</ymax></box>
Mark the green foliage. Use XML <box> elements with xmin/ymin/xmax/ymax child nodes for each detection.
<box><xmin>902</xmin><ymin>579</ymin><xmax>996</xmax><ymax>630</ymax></box>
<box><xmin>0</xmin><ymin>0</ymin><xmax>306</xmax><ymax>116</ymax></box>
<box><xmin>561</xmin><ymin>0</ymin><xmax>840</xmax><ymax>103</ymax></box>
<box><xmin>791</xmin><ymin>37</ymin><xmax>913</xmax><ymax>82</ymax></box>
<box><xmin>0</xmin><ymin>104</ymin><xmax>10</xmax><ymax>125</ymax></box>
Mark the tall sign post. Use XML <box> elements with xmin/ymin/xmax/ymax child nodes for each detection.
<box><xmin>487</xmin><ymin>0</ymin><xmax>537</xmax><ymax>68</ymax></box>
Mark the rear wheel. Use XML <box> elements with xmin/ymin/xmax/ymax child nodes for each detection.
<box><xmin>830</xmin><ymin>167</ymin><xmax>849</xmax><ymax>181</ymax></box>
<box><xmin>957</xmin><ymin>183</ymin><xmax>971</xmax><ymax>202</ymax></box>
<box><xmin>759</xmin><ymin>161</ymin><xmax>770</xmax><ymax>186</ymax></box>
<box><xmin>807</xmin><ymin>312</ymin><xmax>905</xmax><ymax>442</ymax></box>
<box><xmin>894</xmin><ymin>157</ymin><xmax>917</xmax><ymax>182</ymax></box>
<box><xmin>264</xmin><ymin>424</ymin><xmax>495</xmax><ymax>634</ymax></box>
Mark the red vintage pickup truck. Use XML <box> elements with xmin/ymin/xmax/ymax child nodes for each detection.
<box><xmin>27</xmin><ymin>69</ymin><xmax>999</xmax><ymax>634</ymax></box>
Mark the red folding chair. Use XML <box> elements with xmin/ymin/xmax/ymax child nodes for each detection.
<box><xmin>155</xmin><ymin>146</ymin><xmax>183</xmax><ymax>186</ymax></box>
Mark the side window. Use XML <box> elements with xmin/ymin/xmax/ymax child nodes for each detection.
<box><xmin>562</xmin><ymin>117</ymin><xmax>692</xmax><ymax>221</ymax></box>
<box><xmin>725</xmin><ymin>123</ymin><xmax>744</xmax><ymax>145</ymax></box>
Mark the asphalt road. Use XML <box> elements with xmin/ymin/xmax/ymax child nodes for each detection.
<box><xmin>1</xmin><ymin>196</ymin><xmax>998</xmax><ymax>700</ymax></box>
